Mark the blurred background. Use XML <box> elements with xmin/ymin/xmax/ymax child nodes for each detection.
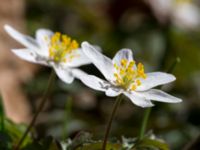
<box><xmin>0</xmin><ymin>0</ymin><xmax>200</xmax><ymax>149</ymax></box>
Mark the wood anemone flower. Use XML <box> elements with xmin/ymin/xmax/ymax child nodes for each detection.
<box><xmin>4</xmin><ymin>25</ymin><xmax>91</xmax><ymax>84</ymax></box>
<box><xmin>73</xmin><ymin>42</ymin><xmax>182</xmax><ymax>108</ymax></box>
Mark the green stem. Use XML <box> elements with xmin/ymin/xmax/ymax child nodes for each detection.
<box><xmin>167</xmin><ymin>57</ymin><xmax>181</xmax><ymax>73</ymax></box>
<box><xmin>138</xmin><ymin>57</ymin><xmax>181</xmax><ymax>141</ymax></box>
<box><xmin>102</xmin><ymin>95</ymin><xmax>123</xmax><ymax>150</ymax></box>
<box><xmin>0</xmin><ymin>98</ymin><xmax>4</xmax><ymax>131</ymax></box>
<box><xmin>62</xmin><ymin>96</ymin><xmax>72</xmax><ymax>139</ymax></box>
<box><xmin>139</xmin><ymin>108</ymin><xmax>151</xmax><ymax>140</ymax></box>
<box><xmin>14</xmin><ymin>70</ymin><xmax>56</xmax><ymax>150</ymax></box>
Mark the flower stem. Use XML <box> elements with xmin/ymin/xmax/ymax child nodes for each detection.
<box><xmin>167</xmin><ymin>57</ymin><xmax>181</xmax><ymax>73</ymax></box>
<box><xmin>14</xmin><ymin>70</ymin><xmax>56</xmax><ymax>150</ymax></box>
<box><xmin>0</xmin><ymin>98</ymin><xmax>4</xmax><ymax>131</ymax></box>
<box><xmin>102</xmin><ymin>95</ymin><xmax>123</xmax><ymax>150</ymax></box>
<box><xmin>138</xmin><ymin>57</ymin><xmax>181</xmax><ymax>141</ymax></box>
<box><xmin>139</xmin><ymin>107</ymin><xmax>151</xmax><ymax>140</ymax></box>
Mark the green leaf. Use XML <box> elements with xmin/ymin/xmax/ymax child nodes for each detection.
<box><xmin>4</xmin><ymin>119</ymin><xmax>31</xmax><ymax>147</ymax></box>
<box><xmin>65</xmin><ymin>132</ymin><xmax>122</xmax><ymax>150</ymax></box>
<box><xmin>0</xmin><ymin>131</ymin><xmax>12</xmax><ymax>150</ymax></box>
<box><xmin>137</xmin><ymin>138</ymin><xmax>169</xmax><ymax>150</ymax></box>
<box><xmin>76</xmin><ymin>142</ymin><xmax>121</xmax><ymax>150</ymax></box>
<box><xmin>22</xmin><ymin>136</ymin><xmax>61</xmax><ymax>150</ymax></box>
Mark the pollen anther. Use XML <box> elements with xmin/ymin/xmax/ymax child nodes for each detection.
<box><xmin>114</xmin><ymin>59</ymin><xmax>146</xmax><ymax>91</ymax></box>
<box><xmin>49</xmin><ymin>32</ymin><xmax>79</xmax><ymax>63</ymax></box>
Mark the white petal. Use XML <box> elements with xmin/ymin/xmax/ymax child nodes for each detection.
<box><xmin>105</xmin><ymin>88</ymin><xmax>122</xmax><ymax>97</ymax></box>
<box><xmin>124</xmin><ymin>91</ymin><xmax>154</xmax><ymax>108</ymax></box>
<box><xmin>136</xmin><ymin>72</ymin><xmax>176</xmax><ymax>91</ymax></box>
<box><xmin>36</xmin><ymin>29</ymin><xmax>53</xmax><ymax>57</ymax></box>
<box><xmin>4</xmin><ymin>25</ymin><xmax>39</xmax><ymax>51</ymax></box>
<box><xmin>64</xmin><ymin>48</ymin><xmax>91</xmax><ymax>67</ymax></box>
<box><xmin>112</xmin><ymin>49</ymin><xmax>137</xmax><ymax>77</ymax></box>
<box><xmin>54</xmin><ymin>66</ymin><xmax>74</xmax><ymax>84</ymax></box>
<box><xmin>12</xmin><ymin>49</ymin><xmax>48</xmax><ymax>65</ymax></box>
<box><xmin>112</xmin><ymin>49</ymin><xmax>134</xmax><ymax>65</ymax></box>
<box><xmin>138</xmin><ymin>89</ymin><xmax>182</xmax><ymax>103</ymax></box>
<box><xmin>93</xmin><ymin>45</ymin><xmax>102</xmax><ymax>52</ymax></box>
<box><xmin>72</xmin><ymin>69</ymin><xmax>108</xmax><ymax>92</ymax></box>
<box><xmin>81</xmin><ymin>41</ymin><xmax>114</xmax><ymax>81</ymax></box>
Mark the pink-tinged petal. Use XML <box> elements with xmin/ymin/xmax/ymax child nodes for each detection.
<box><xmin>138</xmin><ymin>89</ymin><xmax>182</xmax><ymax>103</ymax></box>
<box><xmin>12</xmin><ymin>49</ymin><xmax>48</xmax><ymax>66</ymax></box>
<box><xmin>54</xmin><ymin>66</ymin><xmax>74</xmax><ymax>84</ymax></box>
<box><xmin>72</xmin><ymin>69</ymin><xmax>108</xmax><ymax>92</ymax></box>
<box><xmin>136</xmin><ymin>72</ymin><xmax>176</xmax><ymax>91</ymax></box>
<box><xmin>124</xmin><ymin>91</ymin><xmax>154</xmax><ymax>108</ymax></box>
<box><xmin>36</xmin><ymin>29</ymin><xmax>53</xmax><ymax>57</ymax></box>
<box><xmin>81</xmin><ymin>42</ymin><xmax>114</xmax><ymax>81</ymax></box>
<box><xmin>4</xmin><ymin>25</ymin><xmax>39</xmax><ymax>51</ymax></box>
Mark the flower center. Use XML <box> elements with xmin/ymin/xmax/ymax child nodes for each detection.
<box><xmin>114</xmin><ymin>59</ymin><xmax>146</xmax><ymax>91</ymax></box>
<box><xmin>49</xmin><ymin>32</ymin><xmax>79</xmax><ymax>63</ymax></box>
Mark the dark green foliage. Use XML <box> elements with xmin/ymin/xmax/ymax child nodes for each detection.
<box><xmin>0</xmin><ymin>119</ymin><xmax>31</xmax><ymax>149</ymax></box>
<box><xmin>22</xmin><ymin>136</ymin><xmax>61</xmax><ymax>150</ymax></box>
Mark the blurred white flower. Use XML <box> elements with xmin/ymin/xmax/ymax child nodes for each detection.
<box><xmin>73</xmin><ymin>42</ymin><xmax>182</xmax><ymax>108</ymax></box>
<box><xmin>172</xmin><ymin>1</ymin><xmax>200</xmax><ymax>29</ymax></box>
<box><xmin>147</xmin><ymin>0</ymin><xmax>200</xmax><ymax>29</ymax></box>
<box><xmin>4</xmin><ymin>25</ymin><xmax>91</xmax><ymax>83</ymax></box>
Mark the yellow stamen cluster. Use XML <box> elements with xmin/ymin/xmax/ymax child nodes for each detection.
<box><xmin>114</xmin><ymin>59</ymin><xmax>146</xmax><ymax>91</ymax></box>
<box><xmin>49</xmin><ymin>32</ymin><xmax>79</xmax><ymax>63</ymax></box>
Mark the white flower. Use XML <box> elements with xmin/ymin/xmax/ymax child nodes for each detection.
<box><xmin>4</xmin><ymin>25</ymin><xmax>91</xmax><ymax>83</ymax></box>
<box><xmin>147</xmin><ymin>0</ymin><xmax>200</xmax><ymax>30</ymax></box>
<box><xmin>72</xmin><ymin>42</ymin><xmax>182</xmax><ymax>108</ymax></box>
<box><xmin>172</xmin><ymin>1</ymin><xmax>200</xmax><ymax>30</ymax></box>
